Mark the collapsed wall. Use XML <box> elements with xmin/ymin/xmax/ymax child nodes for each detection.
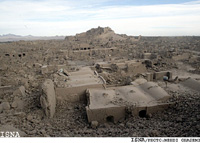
<box><xmin>96</xmin><ymin>60</ymin><xmax>147</xmax><ymax>76</ymax></box>
<box><xmin>40</xmin><ymin>79</ymin><xmax>56</xmax><ymax>118</ymax></box>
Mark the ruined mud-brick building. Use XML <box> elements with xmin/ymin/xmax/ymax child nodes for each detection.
<box><xmin>146</xmin><ymin>71</ymin><xmax>172</xmax><ymax>82</ymax></box>
<box><xmin>96</xmin><ymin>59</ymin><xmax>147</xmax><ymax>76</ymax></box>
<box><xmin>60</xmin><ymin>46</ymin><xmax>120</xmax><ymax>60</ymax></box>
<box><xmin>40</xmin><ymin>64</ymin><xmax>173</xmax><ymax>123</ymax></box>
<box><xmin>55</xmin><ymin>67</ymin><xmax>105</xmax><ymax>102</ymax></box>
<box><xmin>86</xmin><ymin>81</ymin><xmax>171</xmax><ymax>123</ymax></box>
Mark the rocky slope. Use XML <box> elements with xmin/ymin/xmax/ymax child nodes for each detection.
<box><xmin>65</xmin><ymin>26</ymin><xmax>138</xmax><ymax>43</ymax></box>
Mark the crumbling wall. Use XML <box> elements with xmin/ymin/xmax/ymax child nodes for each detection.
<box><xmin>146</xmin><ymin>103</ymin><xmax>170</xmax><ymax>114</ymax></box>
<box><xmin>172</xmin><ymin>53</ymin><xmax>190</xmax><ymax>61</ymax></box>
<box><xmin>127</xmin><ymin>62</ymin><xmax>147</xmax><ymax>75</ymax></box>
<box><xmin>154</xmin><ymin>71</ymin><xmax>172</xmax><ymax>80</ymax></box>
<box><xmin>131</xmin><ymin>103</ymin><xmax>170</xmax><ymax>117</ymax></box>
<box><xmin>56</xmin><ymin>84</ymin><xmax>104</xmax><ymax>102</ymax></box>
<box><xmin>40</xmin><ymin>79</ymin><xmax>56</xmax><ymax>118</ymax></box>
<box><xmin>146</xmin><ymin>73</ymin><xmax>154</xmax><ymax>81</ymax></box>
<box><xmin>86</xmin><ymin>106</ymin><xmax>126</xmax><ymax>123</ymax></box>
<box><xmin>131</xmin><ymin>106</ymin><xmax>147</xmax><ymax>117</ymax></box>
<box><xmin>146</xmin><ymin>71</ymin><xmax>172</xmax><ymax>81</ymax></box>
<box><xmin>86</xmin><ymin>81</ymin><xmax>171</xmax><ymax>124</ymax></box>
<box><xmin>143</xmin><ymin>53</ymin><xmax>152</xmax><ymax>59</ymax></box>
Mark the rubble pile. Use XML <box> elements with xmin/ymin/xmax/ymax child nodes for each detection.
<box><xmin>0</xmin><ymin>27</ymin><xmax>200</xmax><ymax>137</ymax></box>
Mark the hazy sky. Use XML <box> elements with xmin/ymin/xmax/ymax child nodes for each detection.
<box><xmin>0</xmin><ymin>0</ymin><xmax>200</xmax><ymax>36</ymax></box>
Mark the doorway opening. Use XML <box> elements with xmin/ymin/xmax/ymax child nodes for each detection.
<box><xmin>106</xmin><ymin>115</ymin><xmax>114</xmax><ymax>123</ymax></box>
<box><xmin>139</xmin><ymin>110</ymin><xmax>146</xmax><ymax>118</ymax></box>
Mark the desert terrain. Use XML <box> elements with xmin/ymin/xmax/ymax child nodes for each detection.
<box><xmin>0</xmin><ymin>27</ymin><xmax>200</xmax><ymax>137</ymax></box>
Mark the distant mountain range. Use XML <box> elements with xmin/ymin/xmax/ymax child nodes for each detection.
<box><xmin>0</xmin><ymin>27</ymin><xmax>139</xmax><ymax>42</ymax></box>
<box><xmin>0</xmin><ymin>34</ymin><xmax>65</xmax><ymax>42</ymax></box>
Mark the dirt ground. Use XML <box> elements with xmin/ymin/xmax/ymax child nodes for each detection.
<box><xmin>1</xmin><ymin>81</ymin><xmax>199</xmax><ymax>137</ymax></box>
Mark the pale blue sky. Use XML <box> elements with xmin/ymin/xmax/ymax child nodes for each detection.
<box><xmin>0</xmin><ymin>0</ymin><xmax>200</xmax><ymax>36</ymax></box>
